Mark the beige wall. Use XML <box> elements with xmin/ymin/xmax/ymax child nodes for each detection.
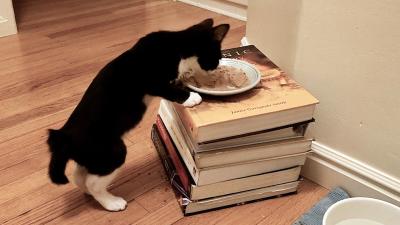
<box><xmin>246</xmin><ymin>0</ymin><xmax>400</xmax><ymax>181</ymax></box>
<box><xmin>246</xmin><ymin>0</ymin><xmax>301</xmax><ymax>72</ymax></box>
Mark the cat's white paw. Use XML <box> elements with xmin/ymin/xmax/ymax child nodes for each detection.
<box><xmin>183</xmin><ymin>92</ymin><xmax>202</xmax><ymax>107</ymax></box>
<box><xmin>102</xmin><ymin>196</ymin><xmax>127</xmax><ymax>212</ymax></box>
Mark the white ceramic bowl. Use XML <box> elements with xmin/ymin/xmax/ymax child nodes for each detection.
<box><xmin>185</xmin><ymin>58</ymin><xmax>261</xmax><ymax>96</ymax></box>
<box><xmin>323</xmin><ymin>197</ymin><xmax>400</xmax><ymax>225</ymax></box>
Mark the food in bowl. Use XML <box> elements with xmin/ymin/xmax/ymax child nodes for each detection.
<box><xmin>181</xmin><ymin>65</ymin><xmax>249</xmax><ymax>91</ymax></box>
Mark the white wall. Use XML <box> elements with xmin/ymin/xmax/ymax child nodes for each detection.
<box><xmin>246</xmin><ymin>0</ymin><xmax>400</xmax><ymax>191</ymax></box>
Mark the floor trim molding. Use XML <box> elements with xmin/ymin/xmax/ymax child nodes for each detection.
<box><xmin>311</xmin><ymin>141</ymin><xmax>400</xmax><ymax>193</ymax></box>
<box><xmin>302</xmin><ymin>142</ymin><xmax>400</xmax><ymax>206</ymax></box>
<box><xmin>177</xmin><ymin>0</ymin><xmax>247</xmax><ymax>21</ymax></box>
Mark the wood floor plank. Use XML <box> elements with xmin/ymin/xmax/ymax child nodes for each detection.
<box><xmin>0</xmin><ymin>0</ymin><xmax>328</xmax><ymax>224</ymax></box>
<box><xmin>172</xmin><ymin>205</ymin><xmax>237</xmax><ymax>225</ymax></box>
<box><xmin>46</xmin><ymin>201</ymin><xmax>149</xmax><ymax>225</ymax></box>
<box><xmin>0</xmin><ymin>106</ymin><xmax>72</xmax><ymax>144</ymax></box>
<box><xmin>256</xmin><ymin>181</ymin><xmax>328</xmax><ymax>225</ymax></box>
<box><xmin>132</xmin><ymin>200</ymin><xmax>183</xmax><ymax>225</ymax></box>
<box><xmin>135</xmin><ymin>182</ymin><xmax>177</xmax><ymax>213</ymax></box>
<box><xmin>0</xmin><ymin>148</ymin><xmax>163</xmax><ymax>224</ymax></box>
<box><xmin>216</xmin><ymin>180</ymin><xmax>325</xmax><ymax>225</ymax></box>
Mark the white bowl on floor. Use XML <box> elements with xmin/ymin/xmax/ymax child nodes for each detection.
<box><xmin>323</xmin><ymin>197</ymin><xmax>400</xmax><ymax>225</ymax></box>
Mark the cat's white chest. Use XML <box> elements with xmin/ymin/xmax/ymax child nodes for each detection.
<box><xmin>178</xmin><ymin>56</ymin><xmax>207</xmax><ymax>75</ymax></box>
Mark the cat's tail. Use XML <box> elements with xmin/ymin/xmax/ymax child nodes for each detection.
<box><xmin>47</xmin><ymin>129</ymin><xmax>71</xmax><ymax>184</ymax></box>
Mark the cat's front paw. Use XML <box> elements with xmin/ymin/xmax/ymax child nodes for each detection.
<box><xmin>183</xmin><ymin>92</ymin><xmax>202</xmax><ymax>107</ymax></box>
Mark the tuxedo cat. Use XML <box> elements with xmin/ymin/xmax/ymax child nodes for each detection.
<box><xmin>47</xmin><ymin>19</ymin><xmax>229</xmax><ymax>211</ymax></box>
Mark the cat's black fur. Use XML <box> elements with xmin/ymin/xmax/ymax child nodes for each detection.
<box><xmin>47</xmin><ymin>19</ymin><xmax>229</xmax><ymax>184</ymax></box>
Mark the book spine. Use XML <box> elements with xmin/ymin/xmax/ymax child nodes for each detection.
<box><xmin>155</xmin><ymin>117</ymin><xmax>191</xmax><ymax>193</ymax></box>
<box><xmin>151</xmin><ymin>125</ymin><xmax>190</xmax><ymax>215</ymax></box>
<box><xmin>158</xmin><ymin>100</ymin><xmax>200</xmax><ymax>184</ymax></box>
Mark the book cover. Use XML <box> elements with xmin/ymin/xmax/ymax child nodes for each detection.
<box><xmin>174</xmin><ymin>45</ymin><xmax>319</xmax><ymax>143</ymax></box>
<box><xmin>153</xmin><ymin>119</ymin><xmax>191</xmax><ymax>193</ymax></box>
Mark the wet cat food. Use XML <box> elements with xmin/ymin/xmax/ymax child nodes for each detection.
<box><xmin>182</xmin><ymin>65</ymin><xmax>249</xmax><ymax>91</ymax></box>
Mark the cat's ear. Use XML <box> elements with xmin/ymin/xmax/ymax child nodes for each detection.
<box><xmin>188</xmin><ymin>18</ymin><xmax>214</xmax><ymax>31</ymax></box>
<box><xmin>212</xmin><ymin>24</ymin><xmax>230</xmax><ymax>42</ymax></box>
<box><xmin>198</xmin><ymin>18</ymin><xmax>214</xmax><ymax>29</ymax></box>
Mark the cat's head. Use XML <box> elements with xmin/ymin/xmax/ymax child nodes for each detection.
<box><xmin>179</xmin><ymin>19</ymin><xmax>230</xmax><ymax>74</ymax></box>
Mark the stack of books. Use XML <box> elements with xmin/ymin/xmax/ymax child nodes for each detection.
<box><xmin>151</xmin><ymin>45</ymin><xmax>319</xmax><ymax>214</ymax></box>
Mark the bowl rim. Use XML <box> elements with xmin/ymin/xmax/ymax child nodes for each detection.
<box><xmin>322</xmin><ymin>197</ymin><xmax>400</xmax><ymax>225</ymax></box>
<box><xmin>184</xmin><ymin>58</ymin><xmax>262</xmax><ymax>96</ymax></box>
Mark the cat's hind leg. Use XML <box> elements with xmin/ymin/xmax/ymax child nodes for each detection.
<box><xmin>84</xmin><ymin>139</ymin><xmax>127</xmax><ymax>211</ymax></box>
<box><xmin>85</xmin><ymin>168</ymin><xmax>127</xmax><ymax>211</ymax></box>
<box><xmin>72</xmin><ymin>164</ymin><xmax>89</xmax><ymax>194</ymax></box>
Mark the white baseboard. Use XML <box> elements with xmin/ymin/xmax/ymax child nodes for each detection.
<box><xmin>311</xmin><ymin>142</ymin><xmax>400</xmax><ymax>193</ymax></box>
<box><xmin>302</xmin><ymin>141</ymin><xmax>400</xmax><ymax>206</ymax></box>
<box><xmin>178</xmin><ymin>0</ymin><xmax>247</xmax><ymax>21</ymax></box>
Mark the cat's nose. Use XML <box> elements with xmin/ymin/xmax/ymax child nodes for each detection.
<box><xmin>205</xmin><ymin>64</ymin><xmax>218</xmax><ymax>71</ymax></box>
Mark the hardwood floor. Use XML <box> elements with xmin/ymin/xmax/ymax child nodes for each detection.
<box><xmin>0</xmin><ymin>0</ymin><xmax>328</xmax><ymax>224</ymax></box>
